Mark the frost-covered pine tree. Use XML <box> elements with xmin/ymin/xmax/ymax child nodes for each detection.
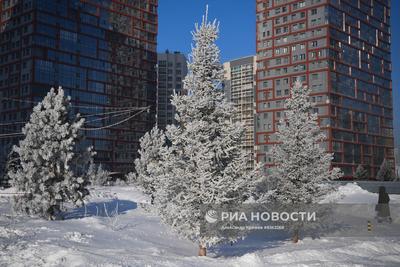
<box><xmin>151</xmin><ymin>8</ymin><xmax>263</xmax><ymax>256</ymax></box>
<box><xmin>129</xmin><ymin>126</ymin><xmax>165</xmax><ymax>204</ymax></box>
<box><xmin>88</xmin><ymin>163</ymin><xmax>111</xmax><ymax>186</ymax></box>
<box><xmin>354</xmin><ymin>164</ymin><xmax>368</xmax><ymax>180</ymax></box>
<box><xmin>264</xmin><ymin>81</ymin><xmax>342</xmax><ymax>242</ymax></box>
<box><xmin>376</xmin><ymin>158</ymin><xmax>393</xmax><ymax>181</ymax></box>
<box><xmin>9</xmin><ymin>87</ymin><xmax>90</xmax><ymax>219</ymax></box>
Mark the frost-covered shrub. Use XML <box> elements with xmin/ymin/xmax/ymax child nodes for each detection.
<box><xmin>88</xmin><ymin>163</ymin><xmax>111</xmax><ymax>186</ymax></box>
<box><xmin>376</xmin><ymin>159</ymin><xmax>394</xmax><ymax>181</ymax></box>
<box><xmin>354</xmin><ymin>164</ymin><xmax>368</xmax><ymax>180</ymax></box>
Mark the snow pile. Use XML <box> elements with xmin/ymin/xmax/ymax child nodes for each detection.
<box><xmin>64</xmin><ymin>232</ymin><xmax>92</xmax><ymax>244</ymax></box>
<box><xmin>260</xmin><ymin>238</ymin><xmax>400</xmax><ymax>266</ymax></box>
<box><xmin>233</xmin><ymin>253</ymin><xmax>264</xmax><ymax>267</ymax></box>
<box><xmin>322</xmin><ymin>182</ymin><xmax>400</xmax><ymax>204</ymax></box>
<box><xmin>0</xmin><ymin>226</ymin><xmax>26</xmax><ymax>239</ymax></box>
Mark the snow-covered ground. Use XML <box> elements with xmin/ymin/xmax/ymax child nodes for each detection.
<box><xmin>1</xmin><ymin>183</ymin><xmax>400</xmax><ymax>266</ymax></box>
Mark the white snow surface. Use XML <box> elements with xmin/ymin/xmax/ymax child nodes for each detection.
<box><xmin>323</xmin><ymin>182</ymin><xmax>400</xmax><ymax>204</ymax></box>
<box><xmin>1</xmin><ymin>183</ymin><xmax>399</xmax><ymax>266</ymax></box>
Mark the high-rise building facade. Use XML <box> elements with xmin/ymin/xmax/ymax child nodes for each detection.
<box><xmin>256</xmin><ymin>0</ymin><xmax>393</xmax><ymax>179</ymax></box>
<box><xmin>0</xmin><ymin>0</ymin><xmax>158</xmax><ymax>181</ymax></box>
<box><xmin>223</xmin><ymin>56</ymin><xmax>256</xmax><ymax>169</ymax></box>
<box><xmin>156</xmin><ymin>50</ymin><xmax>187</xmax><ymax>129</ymax></box>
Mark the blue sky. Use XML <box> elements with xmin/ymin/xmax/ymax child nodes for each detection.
<box><xmin>158</xmin><ymin>0</ymin><xmax>399</xmax><ymax>149</ymax></box>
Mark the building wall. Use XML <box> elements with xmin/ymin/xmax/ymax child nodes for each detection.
<box><xmin>395</xmin><ymin>148</ymin><xmax>400</xmax><ymax>179</ymax></box>
<box><xmin>256</xmin><ymin>0</ymin><xmax>393</xmax><ymax>179</ymax></box>
<box><xmin>156</xmin><ymin>51</ymin><xmax>187</xmax><ymax>129</ymax></box>
<box><xmin>223</xmin><ymin>56</ymin><xmax>256</xmax><ymax>169</ymax></box>
<box><xmin>0</xmin><ymin>0</ymin><xmax>158</xmax><ymax>181</ymax></box>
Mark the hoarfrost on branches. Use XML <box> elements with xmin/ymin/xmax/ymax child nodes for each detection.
<box><xmin>134</xmin><ymin>8</ymin><xmax>264</xmax><ymax>251</ymax></box>
<box><xmin>263</xmin><ymin>81</ymin><xmax>342</xmax><ymax>205</ymax></box>
<box><xmin>88</xmin><ymin>163</ymin><xmax>111</xmax><ymax>186</ymax></box>
<box><xmin>8</xmin><ymin>87</ymin><xmax>92</xmax><ymax>219</ymax></box>
<box><xmin>129</xmin><ymin>126</ymin><xmax>165</xmax><ymax>204</ymax></box>
<box><xmin>258</xmin><ymin>81</ymin><xmax>343</xmax><ymax>242</ymax></box>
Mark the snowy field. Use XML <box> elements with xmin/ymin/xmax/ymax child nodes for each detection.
<box><xmin>1</xmin><ymin>183</ymin><xmax>400</xmax><ymax>267</ymax></box>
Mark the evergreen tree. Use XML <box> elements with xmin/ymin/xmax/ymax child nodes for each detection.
<box><xmin>9</xmin><ymin>87</ymin><xmax>90</xmax><ymax>219</ymax></box>
<box><xmin>129</xmin><ymin>126</ymin><xmax>165</xmax><ymax>204</ymax></box>
<box><xmin>149</xmin><ymin>8</ymin><xmax>263</xmax><ymax>256</ymax></box>
<box><xmin>354</xmin><ymin>164</ymin><xmax>368</xmax><ymax>180</ymax></box>
<box><xmin>263</xmin><ymin>81</ymin><xmax>342</xmax><ymax>241</ymax></box>
<box><xmin>376</xmin><ymin>158</ymin><xmax>393</xmax><ymax>181</ymax></box>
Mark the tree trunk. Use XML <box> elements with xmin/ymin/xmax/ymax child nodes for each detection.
<box><xmin>198</xmin><ymin>245</ymin><xmax>206</xmax><ymax>256</ymax></box>
<box><xmin>292</xmin><ymin>229</ymin><xmax>299</xmax><ymax>243</ymax></box>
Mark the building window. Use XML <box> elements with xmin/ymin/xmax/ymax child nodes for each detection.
<box><xmin>311</xmin><ymin>52</ymin><xmax>317</xmax><ymax>58</ymax></box>
<box><xmin>312</xmin><ymin>41</ymin><xmax>318</xmax><ymax>47</ymax></box>
<box><xmin>311</xmin><ymin>9</ymin><xmax>317</xmax><ymax>15</ymax></box>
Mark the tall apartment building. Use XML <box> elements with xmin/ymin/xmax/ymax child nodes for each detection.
<box><xmin>223</xmin><ymin>56</ymin><xmax>257</xmax><ymax>169</ymax></box>
<box><xmin>256</xmin><ymin>0</ymin><xmax>393</xmax><ymax>179</ymax></box>
<box><xmin>0</xmin><ymin>0</ymin><xmax>158</xmax><ymax>181</ymax></box>
<box><xmin>156</xmin><ymin>50</ymin><xmax>187</xmax><ymax>129</ymax></box>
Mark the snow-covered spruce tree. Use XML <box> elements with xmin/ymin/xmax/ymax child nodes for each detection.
<box><xmin>354</xmin><ymin>164</ymin><xmax>368</xmax><ymax>180</ymax></box>
<box><xmin>88</xmin><ymin>163</ymin><xmax>111</xmax><ymax>186</ymax></box>
<box><xmin>264</xmin><ymin>81</ymin><xmax>342</xmax><ymax>242</ymax></box>
<box><xmin>9</xmin><ymin>87</ymin><xmax>90</xmax><ymax>220</ymax></box>
<box><xmin>151</xmin><ymin>8</ymin><xmax>263</xmax><ymax>256</ymax></box>
<box><xmin>376</xmin><ymin>158</ymin><xmax>394</xmax><ymax>181</ymax></box>
<box><xmin>128</xmin><ymin>126</ymin><xmax>165</xmax><ymax>204</ymax></box>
